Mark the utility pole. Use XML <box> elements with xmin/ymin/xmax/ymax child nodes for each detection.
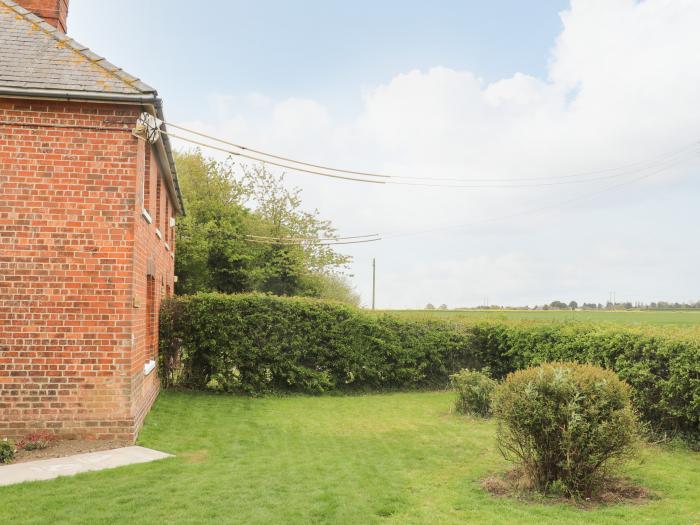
<box><xmin>372</xmin><ymin>258</ymin><xmax>376</xmax><ymax>310</ymax></box>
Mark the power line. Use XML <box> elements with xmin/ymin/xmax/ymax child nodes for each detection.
<box><xmin>156</xmin><ymin>122</ymin><xmax>697</xmax><ymax>243</ymax></box>
<box><xmin>165</xmin><ymin>121</ymin><xmax>389</xmax><ymax>179</ymax></box>
<box><xmin>245</xmin><ymin>236</ymin><xmax>382</xmax><ymax>246</ymax></box>
<box><xmin>243</xmin><ymin>148</ymin><xmax>692</xmax><ymax>244</ymax></box>
<box><xmin>391</xmin><ymin>142</ymin><xmax>698</xmax><ymax>183</ymax></box>
<box><xmin>379</xmin><ymin>152</ymin><xmax>696</xmax><ymax>239</ymax></box>
<box><xmin>163</xmin><ymin>130</ymin><xmax>386</xmax><ymax>185</ymax></box>
<box><xmin>385</xmin><ymin>149</ymin><xmax>691</xmax><ymax>187</ymax></box>
<box><xmin>164</xmin><ymin>127</ymin><xmax>697</xmax><ymax>189</ymax></box>
<box><xmin>246</xmin><ymin>233</ymin><xmax>380</xmax><ymax>242</ymax></box>
<box><xmin>163</xmin><ymin>120</ymin><xmax>698</xmax><ymax>184</ymax></box>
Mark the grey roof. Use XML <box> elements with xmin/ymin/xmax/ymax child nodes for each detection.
<box><xmin>0</xmin><ymin>0</ymin><xmax>155</xmax><ymax>98</ymax></box>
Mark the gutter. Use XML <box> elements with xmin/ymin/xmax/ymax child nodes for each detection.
<box><xmin>0</xmin><ymin>87</ymin><xmax>185</xmax><ymax>216</ymax></box>
<box><xmin>0</xmin><ymin>86</ymin><xmax>159</xmax><ymax>104</ymax></box>
<box><xmin>153</xmin><ymin>98</ymin><xmax>185</xmax><ymax>216</ymax></box>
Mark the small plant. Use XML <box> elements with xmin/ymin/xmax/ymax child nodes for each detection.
<box><xmin>492</xmin><ymin>362</ymin><xmax>638</xmax><ymax>498</ymax></box>
<box><xmin>0</xmin><ymin>438</ymin><xmax>16</xmax><ymax>464</ymax></box>
<box><xmin>450</xmin><ymin>368</ymin><xmax>497</xmax><ymax>417</ymax></box>
<box><xmin>18</xmin><ymin>431</ymin><xmax>58</xmax><ymax>451</ymax></box>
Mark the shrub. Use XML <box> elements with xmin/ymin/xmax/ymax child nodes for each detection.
<box><xmin>160</xmin><ymin>294</ymin><xmax>700</xmax><ymax>442</ymax></box>
<box><xmin>483</xmin><ymin>322</ymin><xmax>700</xmax><ymax>442</ymax></box>
<box><xmin>160</xmin><ymin>293</ymin><xmax>479</xmax><ymax>394</ymax></box>
<box><xmin>492</xmin><ymin>362</ymin><xmax>638</xmax><ymax>497</ymax></box>
<box><xmin>18</xmin><ymin>432</ymin><xmax>57</xmax><ymax>451</ymax></box>
<box><xmin>0</xmin><ymin>438</ymin><xmax>15</xmax><ymax>464</ymax></box>
<box><xmin>450</xmin><ymin>368</ymin><xmax>497</xmax><ymax>417</ymax></box>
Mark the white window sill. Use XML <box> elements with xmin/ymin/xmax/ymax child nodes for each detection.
<box><xmin>142</xmin><ymin>209</ymin><xmax>152</xmax><ymax>224</ymax></box>
<box><xmin>144</xmin><ymin>359</ymin><xmax>156</xmax><ymax>376</ymax></box>
<box><xmin>155</xmin><ymin>228</ymin><xmax>162</xmax><ymax>240</ymax></box>
<box><xmin>164</xmin><ymin>242</ymin><xmax>170</xmax><ymax>252</ymax></box>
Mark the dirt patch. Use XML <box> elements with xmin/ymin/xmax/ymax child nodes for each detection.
<box><xmin>597</xmin><ymin>479</ymin><xmax>652</xmax><ymax>505</ymax></box>
<box><xmin>12</xmin><ymin>439</ymin><xmax>131</xmax><ymax>464</ymax></box>
<box><xmin>180</xmin><ymin>449</ymin><xmax>209</xmax><ymax>464</ymax></box>
<box><xmin>481</xmin><ymin>469</ymin><xmax>654</xmax><ymax>508</ymax></box>
<box><xmin>481</xmin><ymin>475</ymin><xmax>510</xmax><ymax>496</ymax></box>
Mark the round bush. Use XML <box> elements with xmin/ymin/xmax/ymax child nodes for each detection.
<box><xmin>450</xmin><ymin>368</ymin><xmax>497</xmax><ymax>417</ymax></box>
<box><xmin>0</xmin><ymin>439</ymin><xmax>15</xmax><ymax>464</ymax></box>
<box><xmin>492</xmin><ymin>362</ymin><xmax>638</xmax><ymax>497</ymax></box>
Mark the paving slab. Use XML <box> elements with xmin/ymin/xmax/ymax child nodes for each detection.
<box><xmin>0</xmin><ymin>446</ymin><xmax>173</xmax><ymax>486</ymax></box>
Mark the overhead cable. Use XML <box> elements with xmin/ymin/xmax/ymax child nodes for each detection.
<box><xmin>163</xmin><ymin>120</ymin><xmax>698</xmax><ymax>184</ymax></box>
<box><xmin>246</xmin><ymin>233</ymin><xmax>380</xmax><ymax>242</ymax></box>
<box><xmin>245</xmin><ymin>236</ymin><xmax>382</xmax><ymax>246</ymax></box>
<box><xmin>381</xmin><ymin>152</ymin><xmax>696</xmax><ymax>239</ymax></box>
<box><xmin>162</xmin><ymin>130</ymin><xmax>386</xmax><ymax>185</ymax></box>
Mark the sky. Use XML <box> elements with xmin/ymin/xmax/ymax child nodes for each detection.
<box><xmin>69</xmin><ymin>0</ymin><xmax>700</xmax><ymax>309</ymax></box>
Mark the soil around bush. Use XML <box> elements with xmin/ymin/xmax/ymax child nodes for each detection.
<box><xmin>481</xmin><ymin>468</ymin><xmax>654</xmax><ymax>508</ymax></box>
<box><xmin>11</xmin><ymin>439</ymin><xmax>131</xmax><ymax>464</ymax></box>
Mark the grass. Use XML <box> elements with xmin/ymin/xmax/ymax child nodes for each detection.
<box><xmin>389</xmin><ymin>308</ymin><xmax>700</xmax><ymax>326</ymax></box>
<box><xmin>1</xmin><ymin>391</ymin><xmax>699</xmax><ymax>524</ymax></box>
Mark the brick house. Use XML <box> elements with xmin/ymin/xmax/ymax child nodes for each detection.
<box><xmin>0</xmin><ymin>0</ymin><xmax>184</xmax><ymax>441</ymax></box>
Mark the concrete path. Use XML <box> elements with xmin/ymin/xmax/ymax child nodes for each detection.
<box><xmin>0</xmin><ymin>446</ymin><xmax>173</xmax><ymax>486</ymax></box>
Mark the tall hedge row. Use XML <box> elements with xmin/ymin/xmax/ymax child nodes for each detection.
<box><xmin>159</xmin><ymin>293</ymin><xmax>482</xmax><ymax>394</ymax></box>
<box><xmin>159</xmin><ymin>293</ymin><xmax>699</xmax><ymax>440</ymax></box>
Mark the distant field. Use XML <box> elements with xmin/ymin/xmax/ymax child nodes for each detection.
<box><xmin>388</xmin><ymin>309</ymin><xmax>700</xmax><ymax>326</ymax></box>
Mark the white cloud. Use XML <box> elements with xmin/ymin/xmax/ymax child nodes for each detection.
<box><xmin>176</xmin><ymin>0</ymin><xmax>700</xmax><ymax>307</ymax></box>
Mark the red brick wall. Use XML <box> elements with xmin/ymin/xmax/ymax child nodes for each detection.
<box><xmin>130</xmin><ymin>130</ymin><xmax>176</xmax><ymax>436</ymax></box>
<box><xmin>0</xmin><ymin>99</ymin><xmax>176</xmax><ymax>441</ymax></box>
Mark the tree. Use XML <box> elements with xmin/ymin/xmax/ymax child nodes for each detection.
<box><xmin>307</xmin><ymin>273</ymin><xmax>360</xmax><ymax>306</ymax></box>
<box><xmin>439</xmin><ymin>304</ymin><xmax>448</xmax><ymax>310</ymax></box>
<box><xmin>550</xmin><ymin>300</ymin><xmax>567</xmax><ymax>309</ymax></box>
<box><xmin>173</xmin><ymin>150</ymin><xmax>356</xmax><ymax>302</ymax></box>
<box><xmin>425</xmin><ymin>303</ymin><xmax>435</xmax><ymax>310</ymax></box>
<box><xmin>239</xmin><ymin>165</ymin><xmax>350</xmax><ymax>275</ymax></box>
<box><xmin>568</xmin><ymin>300</ymin><xmax>578</xmax><ymax>309</ymax></box>
<box><xmin>174</xmin><ymin>151</ymin><xmax>251</xmax><ymax>295</ymax></box>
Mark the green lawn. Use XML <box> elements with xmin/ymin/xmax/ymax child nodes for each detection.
<box><xmin>2</xmin><ymin>391</ymin><xmax>699</xmax><ymax>524</ymax></box>
<box><xmin>389</xmin><ymin>308</ymin><xmax>700</xmax><ymax>326</ymax></box>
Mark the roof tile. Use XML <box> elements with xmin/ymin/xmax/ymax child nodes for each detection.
<box><xmin>0</xmin><ymin>0</ymin><xmax>156</xmax><ymax>96</ymax></box>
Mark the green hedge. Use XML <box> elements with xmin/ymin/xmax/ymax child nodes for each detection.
<box><xmin>159</xmin><ymin>293</ymin><xmax>481</xmax><ymax>394</ymax></box>
<box><xmin>160</xmin><ymin>293</ymin><xmax>699</xmax><ymax>441</ymax></box>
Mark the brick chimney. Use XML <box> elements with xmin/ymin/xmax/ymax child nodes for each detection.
<box><xmin>16</xmin><ymin>0</ymin><xmax>69</xmax><ymax>33</ymax></box>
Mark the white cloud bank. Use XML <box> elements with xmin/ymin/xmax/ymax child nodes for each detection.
<box><xmin>180</xmin><ymin>0</ymin><xmax>700</xmax><ymax>308</ymax></box>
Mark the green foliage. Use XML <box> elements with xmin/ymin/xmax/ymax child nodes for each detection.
<box><xmin>450</xmin><ymin>368</ymin><xmax>497</xmax><ymax>417</ymax></box>
<box><xmin>173</xmin><ymin>150</ymin><xmax>354</xmax><ymax>302</ymax></box>
<box><xmin>0</xmin><ymin>438</ymin><xmax>15</xmax><ymax>464</ymax></box>
<box><xmin>305</xmin><ymin>273</ymin><xmax>361</xmax><ymax>306</ymax></box>
<box><xmin>470</xmin><ymin>322</ymin><xmax>700</xmax><ymax>442</ymax></box>
<box><xmin>159</xmin><ymin>293</ymin><xmax>478</xmax><ymax>394</ymax></box>
<box><xmin>159</xmin><ymin>295</ymin><xmax>700</xmax><ymax>442</ymax></box>
<box><xmin>492</xmin><ymin>363</ymin><xmax>638</xmax><ymax>497</ymax></box>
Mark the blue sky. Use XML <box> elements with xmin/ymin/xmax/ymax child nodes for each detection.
<box><xmin>70</xmin><ymin>1</ymin><xmax>568</xmax><ymax>120</ymax></box>
<box><xmin>68</xmin><ymin>1</ymin><xmax>700</xmax><ymax>308</ymax></box>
